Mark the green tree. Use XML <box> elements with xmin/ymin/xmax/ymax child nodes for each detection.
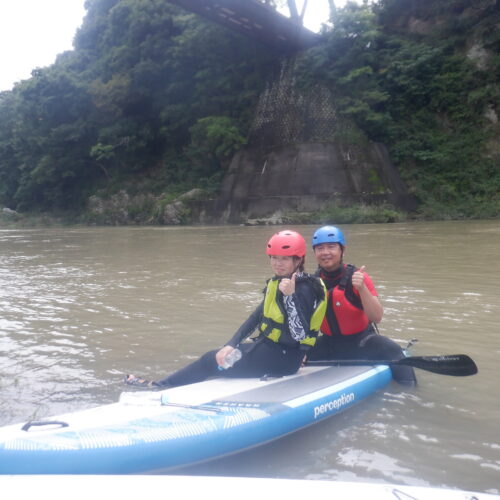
<box><xmin>186</xmin><ymin>116</ymin><xmax>246</xmax><ymax>181</ymax></box>
<box><xmin>296</xmin><ymin>0</ymin><xmax>499</xmax><ymax>217</ymax></box>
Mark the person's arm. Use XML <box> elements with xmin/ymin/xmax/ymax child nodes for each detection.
<box><xmin>352</xmin><ymin>266</ymin><xmax>383</xmax><ymax>323</ymax></box>
<box><xmin>225</xmin><ymin>301</ymin><xmax>264</xmax><ymax>347</ymax></box>
<box><xmin>215</xmin><ymin>301</ymin><xmax>264</xmax><ymax>366</ymax></box>
<box><xmin>281</xmin><ymin>274</ymin><xmax>317</xmax><ymax>347</ymax></box>
<box><xmin>283</xmin><ymin>294</ymin><xmax>308</xmax><ymax>341</ymax></box>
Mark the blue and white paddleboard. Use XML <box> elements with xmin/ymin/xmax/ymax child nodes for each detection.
<box><xmin>0</xmin><ymin>365</ymin><xmax>391</xmax><ymax>474</ymax></box>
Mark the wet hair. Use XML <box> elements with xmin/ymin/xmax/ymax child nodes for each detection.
<box><xmin>294</xmin><ymin>256</ymin><xmax>305</xmax><ymax>273</ymax></box>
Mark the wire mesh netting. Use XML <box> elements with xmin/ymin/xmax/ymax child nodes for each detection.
<box><xmin>249</xmin><ymin>60</ymin><xmax>337</xmax><ymax>147</ymax></box>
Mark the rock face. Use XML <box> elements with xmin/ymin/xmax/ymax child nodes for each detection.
<box><xmin>201</xmin><ymin>60</ymin><xmax>416</xmax><ymax>224</ymax></box>
<box><xmin>211</xmin><ymin>141</ymin><xmax>415</xmax><ymax>223</ymax></box>
<box><xmin>87</xmin><ymin>188</ymin><xmax>205</xmax><ymax>225</ymax></box>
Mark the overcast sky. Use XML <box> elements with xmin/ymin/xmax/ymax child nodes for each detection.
<box><xmin>0</xmin><ymin>0</ymin><xmax>337</xmax><ymax>92</ymax></box>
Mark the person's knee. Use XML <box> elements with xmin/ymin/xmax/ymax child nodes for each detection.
<box><xmin>365</xmin><ymin>335</ymin><xmax>404</xmax><ymax>359</ymax></box>
<box><xmin>391</xmin><ymin>365</ymin><xmax>417</xmax><ymax>386</ymax></box>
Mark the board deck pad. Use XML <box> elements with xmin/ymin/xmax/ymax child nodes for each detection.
<box><xmin>213</xmin><ymin>365</ymin><xmax>366</xmax><ymax>405</ymax></box>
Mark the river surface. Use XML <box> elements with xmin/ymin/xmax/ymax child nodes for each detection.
<box><xmin>0</xmin><ymin>221</ymin><xmax>499</xmax><ymax>492</ymax></box>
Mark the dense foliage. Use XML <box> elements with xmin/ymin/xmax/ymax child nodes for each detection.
<box><xmin>0</xmin><ymin>0</ymin><xmax>498</xmax><ymax>219</ymax></box>
<box><xmin>0</xmin><ymin>0</ymin><xmax>276</xmax><ymax>212</ymax></box>
<box><xmin>297</xmin><ymin>0</ymin><xmax>499</xmax><ymax>218</ymax></box>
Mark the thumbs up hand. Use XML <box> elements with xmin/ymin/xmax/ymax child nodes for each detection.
<box><xmin>352</xmin><ymin>265</ymin><xmax>366</xmax><ymax>291</ymax></box>
<box><xmin>279</xmin><ymin>272</ymin><xmax>296</xmax><ymax>296</ymax></box>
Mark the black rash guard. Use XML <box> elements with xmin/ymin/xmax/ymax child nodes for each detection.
<box><xmin>154</xmin><ymin>273</ymin><xmax>324</xmax><ymax>388</ymax></box>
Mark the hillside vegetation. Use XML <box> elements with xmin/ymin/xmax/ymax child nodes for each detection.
<box><xmin>0</xmin><ymin>0</ymin><xmax>498</xmax><ymax>224</ymax></box>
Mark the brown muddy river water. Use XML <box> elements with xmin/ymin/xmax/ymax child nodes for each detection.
<box><xmin>0</xmin><ymin>221</ymin><xmax>498</xmax><ymax>492</ymax></box>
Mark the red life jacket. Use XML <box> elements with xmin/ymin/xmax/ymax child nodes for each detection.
<box><xmin>321</xmin><ymin>264</ymin><xmax>370</xmax><ymax>336</ymax></box>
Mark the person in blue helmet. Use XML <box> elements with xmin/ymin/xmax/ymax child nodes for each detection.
<box><xmin>307</xmin><ymin>225</ymin><xmax>417</xmax><ymax>385</ymax></box>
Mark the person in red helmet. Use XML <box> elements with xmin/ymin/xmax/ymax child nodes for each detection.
<box><xmin>125</xmin><ymin>230</ymin><xmax>327</xmax><ymax>388</ymax></box>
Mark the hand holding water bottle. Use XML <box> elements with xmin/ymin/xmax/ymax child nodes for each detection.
<box><xmin>216</xmin><ymin>346</ymin><xmax>242</xmax><ymax>370</ymax></box>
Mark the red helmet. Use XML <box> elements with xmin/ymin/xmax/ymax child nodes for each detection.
<box><xmin>266</xmin><ymin>230</ymin><xmax>306</xmax><ymax>258</ymax></box>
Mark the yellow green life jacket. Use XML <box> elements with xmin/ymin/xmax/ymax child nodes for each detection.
<box><xmin>258</xmin><ymin>275</ymin><xmax>327</xmax><ymax>348</ymax></box>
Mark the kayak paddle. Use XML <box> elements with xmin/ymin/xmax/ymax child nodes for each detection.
<box><xmin>306</xmin><ymin>354</ymin><xmax>478</xmax><ymax>376</ymax></box>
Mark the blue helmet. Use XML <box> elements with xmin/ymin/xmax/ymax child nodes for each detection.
<box><xmin>312</xmin><ymin>225</ymin><xmax>346</xmax><ymax>248</ymax></box>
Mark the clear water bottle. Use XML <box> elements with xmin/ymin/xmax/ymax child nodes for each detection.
<box><xmin>218</xmin><ymin>348</ymin><xmax>242</xmax><ymax>370</ymax></box>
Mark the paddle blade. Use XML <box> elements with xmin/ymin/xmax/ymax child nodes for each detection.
<box><xmin>401</xmin><ymin>354</ymin><xmax>478</xmax><ymax>376</ymax></box>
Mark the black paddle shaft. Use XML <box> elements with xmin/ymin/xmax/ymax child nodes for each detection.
<box><xmin>306</xmin><ymin>354</ymin><xmax>478</xmax><ymax>377</ymax></box>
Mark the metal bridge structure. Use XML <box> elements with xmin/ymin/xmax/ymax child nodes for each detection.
<box><xmin>168</xmin><ymin>0</ymin><xmax>322</xmax><ymax>52</ymax></box>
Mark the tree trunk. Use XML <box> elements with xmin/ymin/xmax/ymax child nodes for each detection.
<box><xmin>287</xmin><ymin>0</ymin><xmax>301</xmax><ymax>23</ymax></box>
<box><xmin>299</xmin><ymin>0</ymin><xmax>308</xmax><ymax>22</ymax></box>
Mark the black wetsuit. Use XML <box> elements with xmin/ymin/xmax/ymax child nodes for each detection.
<box><xmin>155</xmin><ymin>273</ymin><xmax>324</xmax><ymax>388</ymax></box>
<box><xmin>307</xmin><ymin>266</ymin><xmax>417</xmax><ymax>386</ymax></box>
